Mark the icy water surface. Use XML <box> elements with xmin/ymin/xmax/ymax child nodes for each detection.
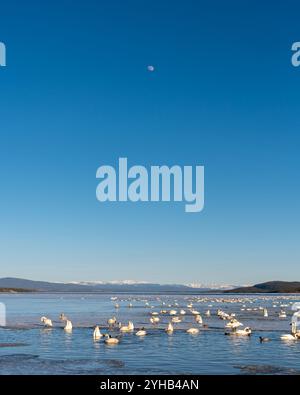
<box><xmin>0</xmin><ymin>293</ymin><xmax>300</xmax><ymax>375</ymax></box>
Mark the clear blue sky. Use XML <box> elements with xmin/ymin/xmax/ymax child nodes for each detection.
<box><xmin>0</xmin><ymin>0</ymin><xmax>299</xmax><ymax>284</ymax></box>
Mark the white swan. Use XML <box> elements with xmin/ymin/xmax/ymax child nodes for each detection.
<box><xmin>187</xmin><ymin>327</ymin><xmax>199</xmax><ymax>334</ymax></box>
<box><xmin>279</xmin><ymin>311</ymin><xmax>287</xmax><ymax>318</ymax></box>
<box><xmin>169</xmin><ymin>310</ymin><xmax>177</xmax><ymax>315</ymax></box>
<box><xmin>195</xmin><ymin>315</ymin><xmax>203</xmax><ymax>324</ymax></box>
<box><xmin>119</xmin><ymin>321</ymin><xmax>134</xmax><ymax>332</ymax></box>
<box><xmin>171</xmin><ymin>316</ymin><xmax>182</xmax><ymax>323</ymax></box>
<box><xmin>107</xmin><ymin>317</ymin><xmax>117</xmax><ymax>326</ymax></box>
<box><xmin>136</xmin><ymin>328</ymin><xmax>147</xmax><ymax>336</ymax></box>
<box><xmin>166</xmin><ymin>322</ymin><xmax>174</xmax><ymax>333</ymax></box>
<box><xmin>217</xmin><ymin>310</ymin><xmax>230</xmax><ymax>320</ymax></box>
<box><xmin>93</xmin><ymin>326</ymin><xmax>103</xmax><ymax>340</ymax></box>
<box><xmin>235</xmin><ymin>327</ymin><xmax>251</xmax><ymax>336</ymax></box>
<box><xmin>226</xmin><ymin>319</ymin><xmax>243</xmax><ymax>329</ymax></box>
<box><xmin>41</xmin><ymin>316</ymin><xmax>53</xmax><ymax>327</ymax></box>
<box><xmin>281</xmin><ymin>334</ymin><xmax>297</xmax><ymax>341</ymax></box>
<box><xmin>180</xmin><ymin>309</ymin><xmax>186</xmax><ymax>315</ymax></box>
<box><xmin>105</xmin><ymin>334</ymin><xmax>119</xmax><ymax>345</ymax></box>
<box><xmin>191</xmin><ymin>310</ymin><xmax>200</xmax><ymax>315</ymax></box>
<box><xmin>64</xmin><ymin>320</ymin><xmax>72</xmax><ymax>332</ymax></box>
<box><xmin>150</xmin><ymin>316</ymin><xmax>160</xmax><ymax>324</ymax></box>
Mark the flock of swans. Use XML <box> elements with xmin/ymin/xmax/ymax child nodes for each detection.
<box><xmin>38</xmin><ymin>295</ymin><xmax>300</xmax><ymax>345</ymax></box>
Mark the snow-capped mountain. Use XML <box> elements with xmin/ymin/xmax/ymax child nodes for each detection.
<box><xmin>70</xmin><ymin>280</ymin><xmax>149</xmax><ymax>286</ymax></box>
<box><xmin>185</xmin><ymin>283</ymin><xmax>239</xmax><ymax>290</ymax></box>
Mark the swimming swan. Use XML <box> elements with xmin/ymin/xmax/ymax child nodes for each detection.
<box><xmin>280</xmin><ymin>334</ymin><xmax>297</xmax><ymax>341</ymax></box>
<box><xmin>171</xmin><ymin>316</ymin><xmax>182</xmax><ymax>323</ymax></box>
<box><xmin>166</xmin><ymin>322</ymin><xmax>174</xmax><ymax>333</ymax></box>
<box><xmin>191</xmin><ymin>310</ymin><xmax>200</xmax><ymax>315</ymax></box>
<box><xmin>234</xmin><ymin>327</ymin><xmax>251</xmax><ymax>336</ymax></box>
<box><xmin>217</xmin><ymin>310</ymin><xmax>230</xmax><ymax>320</ymax></box>
<box><xmin>119</xmin><ymin>321</ymin><xmax>134</xmax><ymax>332</ymax></box>
<box><xmin>187</xmin><ymin>328</ymin><xmax>199</xmax><ymax>334</ymax></box>
<box><xmin>64</xmin><ymin>320</ymin><xmax>73</xmax><ymax>332</ymax></box>
<box><xmin>41</xmin><ymin>316</ymin><xmax>53</xmax><ymax>327</ymax></box>
<box><xmin>226</xmin><ymin>319</ymin><xmax>243</xmax><ymax>329</ymax></box>
<box><xmin>105</xmin><ymin>334</ymin><xmax>119</xmax><ymax>345</ymax></box>
<box><xmin>195</xmin><ymin>315</ymin><xmax>203</xmax><ymax>324</ymax></box>
<box><xmin>107</xmin><ymin>317</ymin><xmax>117</xmax><ymax>326</ymax></box>
<box><xmin>136</xmin><ymin>328</ymin><xmax>147</xmax><ymax>336</ymax></box>
<box><xmin>93</xmin><ymin>326</ymin><xmax>103</xmax><ymax>340</ymax></box>
<box><xmin>150</xmin><ymin>316</ymin><xmax>160</xmax><ymax>324</ymax></box>
<box><xmin>279</xmin><ymin>311</ymin><xmax>287</xmax><ymax>318</ymax></box>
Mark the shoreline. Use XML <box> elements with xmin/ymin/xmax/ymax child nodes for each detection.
<box><xmin>1</xmin><ymin>290</ymin><xmax>300</xmax><ymax>296</ymax></box>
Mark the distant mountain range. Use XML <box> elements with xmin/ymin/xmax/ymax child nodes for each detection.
<box><xmin>224</xmin><ymin>281</ymin><xmax>300</xmax><ymax>294</ymax></box>
<box><xmin>1</xmin><ymin>278</ymin><xmax>299</xmax><ymax>294</ymax></box>
<box><xmin>0</xmin><ymin>277</ymin><xmax>213</xmax><ymax>293</ymax></box>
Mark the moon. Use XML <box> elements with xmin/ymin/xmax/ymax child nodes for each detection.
<box><xmin>147</xmin><ymin>65</ymin><xmax>155</xmax><ymax>72</ymax></box>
